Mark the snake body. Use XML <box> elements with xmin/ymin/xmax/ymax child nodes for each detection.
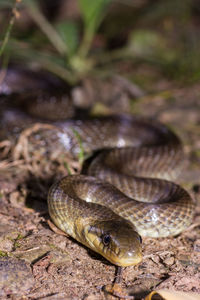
<box><xmin>48</xmin><ymin>115</ymin><xmax>194</xmax><ymax>267</ymax></box>
<box><xmin>1</xmin><ymin>70</ymin><xmax>194</xmax><ymax>267</ymax></box>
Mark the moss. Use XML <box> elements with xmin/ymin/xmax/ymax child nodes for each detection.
<box><xmin>0</xmin><ymin>251</ymin><xmax>8</xmax><ymax>257</ymax></box>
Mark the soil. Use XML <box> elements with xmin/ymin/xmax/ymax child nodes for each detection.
<box><xmin>0</xmin><ymin>72</ymin><xmax>199</xmax><ymax>300</ymax></box>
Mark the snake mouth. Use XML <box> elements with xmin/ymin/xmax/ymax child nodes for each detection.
<box><xmin>108</xmin><ymin>251</ymin><xmax>142</xmax><ymax>267</ymax></box>
<box><xmin>99</xmin><ymin>245</ymin><xmax>143</xmax><ymax>267</ymax></box>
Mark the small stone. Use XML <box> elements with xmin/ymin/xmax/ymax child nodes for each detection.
<box><xmin>0</xmin><ymin>256</ymin><xmax>34</xmax><ymax>297</ymax></box>
<box><xmin>163</xmin><ymin>256</ymin><xmax>175</xmax><ymax>266</ymax></box>
<box><xmin>194</xmin><ymin>239</ymin><xmax>200</xmax><ymax>252</ymax></box>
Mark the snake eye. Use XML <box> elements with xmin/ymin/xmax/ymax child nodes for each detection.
<box><xmin>138</xmin><ymin>235</ymin><xmax>142</xmax><ymax>244</ymax></box>
<box><xmin>102</xmin><ymin>234</ymin><xmax>111</xmax><ymax>246</ymax></box>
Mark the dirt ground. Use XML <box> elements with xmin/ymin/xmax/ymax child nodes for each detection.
<box><xmin>0</xmin><ymin>75</ymin><xmax>200</xmax><ymax>300</ymax></box>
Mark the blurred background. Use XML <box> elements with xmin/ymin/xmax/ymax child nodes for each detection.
<box><xmin>1</xmin><ymin>0</ymin><xmax>200</xmax><ymax>88</ymax></box>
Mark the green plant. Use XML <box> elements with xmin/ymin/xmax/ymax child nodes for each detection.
<box><xmin>0</xmin><ymin>0</ymin><xmax>21</xmax><ymax>59</ymax></box>
<box><xmin>1</xmin><ymin>0</ymin><xmax>200</xmax><ymax>84</ymax></box>
<box><xmin>5</xmin><ymin>0</ymin><xmax>112</xmax><ymax>85</ymax></box>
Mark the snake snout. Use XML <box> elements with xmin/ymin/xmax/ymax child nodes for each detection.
<box><xmin>112</xmin><ymin>229</ymin><xmax>143</xmax><ymax>267</ymax></box>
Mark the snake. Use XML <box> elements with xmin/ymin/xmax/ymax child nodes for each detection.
<box><xmin>47</xmin><ymin>114</ymin><xmax>194</xmax><ymax>267</ymax></box>
<box><xmin>0</xmin><ymin>70</ymin><xmax>194</xmax><ymax>267</ymax></box>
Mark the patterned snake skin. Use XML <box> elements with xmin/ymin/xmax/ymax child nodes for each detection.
<box><xmin>48</xmin><ymin>115</ymin><xmax>194</xmax><ymax>267</ymax></box>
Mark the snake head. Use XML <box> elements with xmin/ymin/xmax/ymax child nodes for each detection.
<box><xmin>84</xmin><ymin>219</ymin><xmax>142</xmax><ymax>267</ymax></box>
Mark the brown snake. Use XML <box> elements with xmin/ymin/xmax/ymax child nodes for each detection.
<box><xmin>0</xmin><ymin>70</ymin><xmax>194</xmax><ymax>267</ymax></box>
<box><xmin>47</xmin><ymin>115</ymin><xmax>194</xmax><ymax>267</ymax></box>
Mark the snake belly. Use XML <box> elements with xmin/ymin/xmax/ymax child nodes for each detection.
<box><xmin>47</xmin><ymin>115</ymin><xmax>194</xmax><ymax>267</ymax></box>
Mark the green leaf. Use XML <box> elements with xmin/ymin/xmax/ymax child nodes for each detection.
<box><xmin>72</xmin><ymin>128</ymin><xmax>85</xmax><ymax>163</ymax></box>
<box><xmin>77</xmin><ymin>0</ymin><xmax>112</xmax><ymax>58</ymax></box>
<box><xmin>56</xmin><ymin>21</ymin><xmax>80</xmax><ymax>56</ymax></box>
<box><xmin>78</xmin><ymin>0</ymin><xmax>111</xmax><ymax>33</ymax></box>
<box><xmin>24</xmin><ymin>0</ymin><xmax>67</xmax><ymax>55</ymax></box>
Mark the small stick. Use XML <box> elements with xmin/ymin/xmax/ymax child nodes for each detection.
<box><xmin>0</xmin><ymin>0</ymin><xmax>21</xmax><ymax>57</ymax></box>
<box><xmin>114</xmin><ymin>266</ymin><xmax>123</xmax><ymax>284</ymax></box>
<box><xmin>104</xmin><ymin>267</ymin><xmax>134</xmax><ymax>299</ymax></box>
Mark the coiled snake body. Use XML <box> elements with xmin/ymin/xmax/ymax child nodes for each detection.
<box><xmin>48</xmin><ymin>115</ymin><xmax>194</xmax><ymax>267</ymax></box>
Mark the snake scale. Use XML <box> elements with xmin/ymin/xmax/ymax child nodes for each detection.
<box><xmin>47</xmin><ymin>115</ymin><xmax>194</xmax><ymax>267</ymax></box>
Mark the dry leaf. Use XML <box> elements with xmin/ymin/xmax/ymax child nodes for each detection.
<box><xmin>145</xmin><ymin>289</ymin><xmax>200</xmax><ymax>300</ymax></box>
